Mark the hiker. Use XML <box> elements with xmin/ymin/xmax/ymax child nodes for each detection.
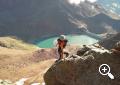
<box><xmin>56</xmin><ymin>35</ymin><xmax>68</xmax><ymax>60</ymax></box>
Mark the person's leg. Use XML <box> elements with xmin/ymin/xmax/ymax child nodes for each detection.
<box><xmin>60</xmin><ymin>50</ymin><xmax>63</xmax><ymax>59</ymax></box>
<box><xmin>58</xmin><ymin>47</ymin><xmax>64</xmax><ymax>60</ymax></box>
<box><xmin>58</xmin><ymin>47</ymin><xmax>62</xmax><ymax>60</ymax></box>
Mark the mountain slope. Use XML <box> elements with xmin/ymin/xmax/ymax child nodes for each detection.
<box><xmin>0</xmin><ymin>47</ymin><xmax>56</xmax><ymax>82</ymax></box>
<box><xmin>0</xmin><ymin>0</ymin><xmax>119</xmax><ymax>42</ymax></box>
<box><xmin>0</xmin><ymin>37</ymin><xmax>38</xmax><ymax>50</ymax></box>
<box><xmin>99</xmin><ymin>33</ymin><xmax>120</xmax><ymax>49</ymax></box>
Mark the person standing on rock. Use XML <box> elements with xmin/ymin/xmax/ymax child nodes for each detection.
<box><xmin>56</xmin><ymin>35</ymin><xmax>68</xmax><ymax>60</ymax></box>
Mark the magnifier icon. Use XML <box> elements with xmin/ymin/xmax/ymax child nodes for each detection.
<box><xmin>99</xmin><ymin>64</ymin><xmax>114</xmax><ymax>79</ymax></box>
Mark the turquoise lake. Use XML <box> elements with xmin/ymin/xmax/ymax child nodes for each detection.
<box><xmin>36</xmin><ymin>35</ymin><xmax>99</xmax><ymax>48</ymax></box>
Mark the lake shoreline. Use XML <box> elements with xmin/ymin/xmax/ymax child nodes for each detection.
<box><xmin>33</xmin><ymin>32</ymin><xmax>102</xmax><ymax>45</ymax></box>
<box><xmin>35</xmin><ymin>34</ymin><xmax>101</xmax><ymax>48</ymax></box>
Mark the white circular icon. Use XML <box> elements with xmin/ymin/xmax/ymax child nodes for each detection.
<box><xmin>99</xmin><ymin>64</ymin><xmax>114</xmax><ymax>79</ymax></box>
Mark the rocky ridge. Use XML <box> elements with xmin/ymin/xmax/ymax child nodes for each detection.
<box><xmin>44</xmin><ymin>44</ymin><xmax>120</xmax><ymax>85</ymax></box>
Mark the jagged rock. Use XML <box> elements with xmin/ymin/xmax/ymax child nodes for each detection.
<box><xmin>44</xmin><ymin>46</ymin><xmax>120</xmax><ymax>85</ymax></box>
<box><xmin>99</xmin><ymin>33</ymin><xmax>120</xmax><ymax>49</ymax></box>
<box><xmin>111</xmin><ymin>41</ymin><xmax>120</xmax><ymax>55</ymax></box>
<box><xmin>77</xmin><ymin>45</ymin><xmax>91</xmax><ymax>56</ymax></box>
<box><xmin>114</xmin><ymin>41</ymin><xmax>120</xmax><ymax>50</ymax></box>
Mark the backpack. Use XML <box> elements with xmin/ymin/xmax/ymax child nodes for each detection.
<box><xmin>57</xmin><ymin>39</ymin><xmax>68</xmax><ymax>48</ymax></box>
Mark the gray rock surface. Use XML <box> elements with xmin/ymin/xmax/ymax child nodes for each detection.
<box><xmin>44</xmin><ymin>46</ymin><xmax>120</xmax><ymax>85</ymax></box>
<box><xmin>99</xmin><ymin>33</ymin><xmax>120</xmax><ymax>49</ymax></box>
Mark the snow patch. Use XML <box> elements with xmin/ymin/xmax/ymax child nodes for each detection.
<box><xmin>31</xmin><ymin>82</ymin><xmax>45</xmax><ymax>85</ymax></box>
<box><xmin>16</xmin><ymin>78</ymin><xmax>28</xmax><ymax>85</ymax></box>
<box><xmin>16</xmin><ymin>78</ymin><xmax>45</xmax><ymax>85</ymax></box>
<box><xmin>68</xmin><ymin>0</ymin><xmax>97</xmax><ymax>5</ymax></box>
<box><xmin>92</xmin><ymin>48</ymin><xmax>109</xmax><ymax>53</ymax></box>
<box><xmin>42</xmin><ymin>82</ymin><xmax>46</xmax><ymax>85</ymax></box>
<box><xmin>31</xmin><ymin>83</ymin><xmax>40</xmax><ymax>85</ymax></box>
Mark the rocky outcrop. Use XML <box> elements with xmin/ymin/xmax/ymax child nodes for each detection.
<box><xmin>111</xmin><ymin>41</ymin><xmax>120</xmax><ymax>55</ymax></box>
<box><xmin>44</xmin><ymin>45</ymin><xmax>120</xmax><ymax>85</ymax></box>
<box><xmin>113</xmin><ymin>41</ymin><xmax>120</xmax><ymax>51</ymax></box>
<box><xmin>99</xmin><ymin>33</ymin><xmax>120</xmax><ymax>49</ymax></box>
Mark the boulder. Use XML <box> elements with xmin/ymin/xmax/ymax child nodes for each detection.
<box><xmin>114</xmin><ymin>41</ymin><xmax>120</xmax><ymax>51</ymax></box>
<box><xmin>111</xmin><ymin>41</ymin><xmax>120</xmax><ymax>55</ymax></box>
<box><xmin>44</xmin><ymin>46</ymin><xmax>120</xmax><ymax>85</ymax></box>
<box><xmin>99</xmin><ymin>33</ymin><xmax>120</xmax><ymax>49</ymax></box>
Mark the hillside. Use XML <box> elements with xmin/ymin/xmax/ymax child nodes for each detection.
<box><xmin>0</xmin><ymin>47</ymin><xmax>56</xmax><ymax>83</ymax></box>
<box><xmin>99</xmin><ymin>33</ymin><xmax>120</xmax><ymax>49</ymax></box>
<box><xmin>0</xmin><ymin>37</ymin><xmax>81</xmax><ymax>85</ymax></box>
<box><xmin>0</xmin><ymin>37</ymin><xmax>38</xmax><ymax>50</ymax></box>
<box><xmin>0</xmin><ymin>0</ymin><xmax>119</xmax><ymax>42</ymax></box>
<box><xmin>0</xmin><ymin>36</ymin><xmax>120</xmax><ymax>85</ymax></box>
<box><xmin>0</xmin><ymin>37</ymin><xmax>57</xmax><ymax>84</ymax></box>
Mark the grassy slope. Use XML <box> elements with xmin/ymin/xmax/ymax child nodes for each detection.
<box><xmin>0</xmin><ymin>37</ymin><xmax>38</xmax><ymax>50</ymax></box>
<box><xmin>23</xmin><ymin>59</ymin><xmax>55</xmax><ymax>85</ymax></box>
<box><xmin>0</xmin><ymin>37</ymin><xmax>55</xmax><ymax>83</ymax></box>
<box><xmin>0</xmin><ymin>46</ymin><xmax>55</xmax><ymax>82</ymax></box>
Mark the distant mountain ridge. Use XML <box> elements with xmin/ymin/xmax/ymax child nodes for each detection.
<box><xmin>0</xmin><ymin>0</ymin><xmax>120</xmax><ymax>42</ymax></box>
